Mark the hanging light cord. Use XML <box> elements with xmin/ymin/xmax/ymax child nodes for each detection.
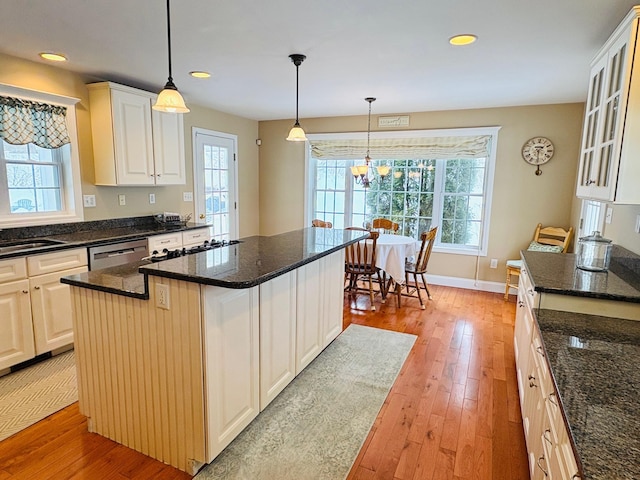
<box><xmin>165</xmin><ymin>0</ymin><xmax>174</xmax><ymax>86</ymax></box>
<box><xmin>366</xmin><ymin>100</ymin><xmax>372</xmax><ymax>162</ymax></box>
<box><xmin>294</xmin><ymin>61</ymin><xmax>300</xmax><ymax>125</ymax></box>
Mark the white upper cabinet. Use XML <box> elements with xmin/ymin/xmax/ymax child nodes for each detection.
<box><xmin>88</xmin><ymin>82</ymin><xmax>185</xmax><ymax>186</ymax></box>
<box><xmin>576</xmin><ymin>7</ymin><xmax>640</xmax><ymax>203</ymax></box>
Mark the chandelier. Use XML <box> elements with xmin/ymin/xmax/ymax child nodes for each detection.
<box><xmin>350</xmin><ymin>97</ymin><xmax>389</xmax><ymax>188</ymax></box>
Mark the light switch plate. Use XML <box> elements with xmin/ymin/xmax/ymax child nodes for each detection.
<box><xmin>635</xmin><ymin>214</ymin><xmax>640</xmax><ymax>234</ymax></box>
<box><xmin>605</xmin><ymin>207</ymin><xmax>613</xmax><ymax>224</ymax></box>
<box><xmin>183</xmin><ymin>192</ymin><xmax>193</xmax><ymax>202</ymax></box>
<box><xmin>149</xmin><ymin>193</ymin><xmax>156</xmax><ymax>204</ymax></box>
<box><xmin>83</xmin><ymin>194</ymin><xmax>96</xmax><ymax>207</ymax></box>
<box><xmin>118</xmin><ymin>194</ymin><xmax>126</xmax><ymax>206</ymax></box>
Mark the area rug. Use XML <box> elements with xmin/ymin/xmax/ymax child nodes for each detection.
<box><xmin>0</xmin><ymin>350</ymin><xmax>77</xmax><ymax>442</ymax></box>
<box><xmin>195</xmin><ymin>324</ymin><xmax>417</xmax><ymax>480</ymax></box>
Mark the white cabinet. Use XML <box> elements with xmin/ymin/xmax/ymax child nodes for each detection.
<box><xmin>320</xmin><ymin>250</ymin><xmax>344</xmax><ymax>347</ymax></box>
<box><xmin>203</xmin><ymin>285</ymin><xmax>260</xmax><ymax>462</ymax></box>
<box><xmin>259</xmin><ymin>270</ymin><xmax>297</xmax><ymax>410</ymax></box>
<box><xmin>88</xmin><ymin>82</ymin><xmax>185</xmax><ymax>186</ymax></box>
<box><xmin>29</xmin><ymin>266</ymin><xmax>87</xmax><ymax>354</ymax></box>
<box><xmin>576</xmin><ymin>7</ymin><xmax>640</xmax><ymax>203</ymax></box>
<box><xmin>181</xmin><ymin>228</ymin><xmax>211</xmax><ymax>248</ymax></box>
<box><xmin>27</xmin><ymin>248</ymin><xmax>88</xmax><ymax>356</ymax></box>
<box><xmin>0</xmin><ymin>257</ymin><xmax>34</xmax><ymax>370</ymax></box>
<box><xmin>514</xmin><ymin>265</ymin><xmax>581</xmax><ymax>480</ymax></box>
<box><xmin>0</xmin><ymin>249</ymin><xmax>87</xmax><ymax>370</ymax></box>
<box><xmin>148</xmin><ymin>228</ymin><xmax>211</xmax><ymax>253</ymax></box>
<box><xmin>295</xmin><ymin>259</ymin><xmax>324</xmax><ymax>374</ymax></box>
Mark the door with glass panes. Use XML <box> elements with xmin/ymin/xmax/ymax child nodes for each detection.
<box><xmin>193</xmin><ymin>128</ymin><xmax>238</xmax><ymax>241</ymax></box>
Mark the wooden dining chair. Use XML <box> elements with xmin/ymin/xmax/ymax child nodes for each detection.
<box><xmin>504</xmin><ymin>223</ymin><xmax>573</xmax><ymax>300</ymax></box>
<box><xmin>311</xmin><ymin>219</ymin><xmax>332</xmax><ymax>228</ymax></box>
<box><xmin>403</xmin><ymin>226</ymin><xmax>438</xmax><ymax>309</ymax></box>
<box><xmin>344</xmin><ymin>230</ymin><xmax>385</xmax><ymax>310</ymax></box>
<box><xmin>372</xmin><ymin>218</ymin><xmax>399</xmax><ymax>234</ymax></box>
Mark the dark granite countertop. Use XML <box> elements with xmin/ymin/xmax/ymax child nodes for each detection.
<box><xmin>536</xmin><ymin>309</ymin><xmax>640</xmax><ymax>480</ymax></box>
<box><xmin>0</xmin><ymin>216</ymin><xmax>209</xmax><ymax>260</ymax></box>
<box><xmin>61</xmin><ymin>227</ymin><xmax>367</xmax><ymax>294</ymax></box>
<box><xmin>522</xmin><ymin>248</ymin><xmax>640</xmax><ymax>303</ymax></box>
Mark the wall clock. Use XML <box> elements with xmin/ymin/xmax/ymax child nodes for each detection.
<box><xmin>522</xmin><ymin>136</ymin><xmax>554</xmax><ymax>176</ymax></box>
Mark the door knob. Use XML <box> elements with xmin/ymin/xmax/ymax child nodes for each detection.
<box><xmin>199</xmin><ymin>214</ymin><xmax>205</xmax><ymax>219</ymax></box>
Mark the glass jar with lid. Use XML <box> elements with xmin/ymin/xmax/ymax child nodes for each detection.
<box><xmin>576</xmin><ymin>231</ymin><xmax>612</xmax><ymax>271</ymax></box>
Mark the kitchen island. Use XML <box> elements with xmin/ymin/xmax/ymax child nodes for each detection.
<box><xmin>61</xmin><ymin>227</ymin><xmax>366</xmax><ymax>474</ymax></box>
<box><xmin>514</xmin><ymin>247</ymin><xmax>640</xmax><ymax>480</ymax></box>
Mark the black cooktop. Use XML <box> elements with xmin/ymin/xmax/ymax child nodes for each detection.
<box><xmin>150</xmin><ymin>239</ymin><xmax>242</xmax><ymax>262</ymax></box>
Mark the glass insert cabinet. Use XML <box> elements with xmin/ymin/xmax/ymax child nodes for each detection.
<box><xmin>576</xmin><ymin>6</ymin><xmax>640</xmax><ymax>204</ymax></box>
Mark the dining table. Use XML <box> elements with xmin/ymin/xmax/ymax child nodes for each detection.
<box><xmin>375</xmin><ymin>233</ymin><xmax>419</xmax><ymax>285</ymax></box>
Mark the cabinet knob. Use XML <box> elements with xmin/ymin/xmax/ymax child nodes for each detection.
<box><xmin>34</xmin><ymin>285</ymin><xmax>40</xmax><ymax>290</ymax></box>
<box><xmin>22</xmin><ymin>289</ymin><xmax>29</xmax><ymax>294</ymax></box>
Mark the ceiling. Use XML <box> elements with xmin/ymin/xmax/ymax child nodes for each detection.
<box><xmin>1</xmin><ymin>0</ymin><xmax>638</xmax><ymax>121</ymax></box>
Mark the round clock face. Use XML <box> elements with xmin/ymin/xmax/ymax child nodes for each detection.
<box><xmin>522</xmin><ymin>137</ymin><xmax>554</xmax><ymax>165</ymax></box>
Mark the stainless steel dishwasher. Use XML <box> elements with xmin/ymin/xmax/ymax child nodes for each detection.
<box><xmin>88</xmin><ymin>239</ymin><xmax>148</xmax><ymax>270</ymax></box>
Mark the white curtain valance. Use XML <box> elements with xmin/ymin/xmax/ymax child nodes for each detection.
<box><xmin>310</xmin><ymin>135</ymin><xmax>491</xmax><ymax>160</ymax></box>
<box><xmin>0</xmin><ymin>95</ymin><xmax>70</xmax><ymax>148</ymax></box>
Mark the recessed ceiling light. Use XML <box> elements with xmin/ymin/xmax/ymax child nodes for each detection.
<box><xmin>189</xmin><ymin>71</ymin><xmax>211</xmax><ymax>78</ymax></box>
<box><xmin>449</xmin><ymin>34</ymin><xmax>477</xmax><ymax>46</ymax></box>
<box><xmin>39</xmin><ymin>52</ymin><xmax>68</xmax><ymax>62</ymax></box>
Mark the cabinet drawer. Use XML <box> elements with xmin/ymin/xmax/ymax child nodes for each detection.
<box><xmin>148</xmin><ymin>232</ymin><xmax>182</xmax><ymax>252</ymax></box>
<box><xmin>0</xmin><ymin>257</ymin><xmax>28</xmax><ymax>283</ymax></box>
<box><xmin>27</xmin><ymin>248</ymin><xmax>88</xmax><ymax>276</ymax></box>
<box><xmin>182</xmin><ymin>228</ymin><xmax>210</xmax><ymax>248</ymax></box>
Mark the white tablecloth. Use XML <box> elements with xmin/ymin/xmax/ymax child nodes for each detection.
<box><xmin>376</xmin><ymin>234</ymin><xmax>418</xmax><ymax>283</ymax></box>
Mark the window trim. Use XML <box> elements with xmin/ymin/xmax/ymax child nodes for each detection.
<box><xmin>305</xmin><ymin>126</ymin><xmax>500</xmax><ymax>256</ymax></box>
<box><xmin>0</xmin><ymin>83</ymin><xmax>83</xmax><ymax>227</ymax></box>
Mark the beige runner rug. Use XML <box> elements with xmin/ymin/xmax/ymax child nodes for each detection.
<box><xmin>0</xmin><ymin>350</ymin><xmax>77</xmax><ymax>442</ymax></box>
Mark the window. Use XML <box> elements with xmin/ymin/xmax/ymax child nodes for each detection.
<box><xmin>0</xmin><ymin>84</ymin><xmax>83</xmax><ymax>226</ymax></box>
<box><xmin>306</xmin><ymin>128</ymin><xmax>499</xmax><ymax>256</ymax></box>
<box><xmin>579</xmin><ymin>199</ymin><xmax>606</xmax><ymax>237</ymax></box>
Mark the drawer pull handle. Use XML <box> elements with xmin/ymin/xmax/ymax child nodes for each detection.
<box><xmin>160</xmin><ymin>240</ymin><xmax>171</xmax><ymax>244</ymax></box>
<box><xmin>34</xmin><ymin>285</ymin><xmax>40</xmax><ymax>290</ymax></box>
<box><xmin>572</xmin><ymin>474</ymin><xmax>582</xmax><ymax>479</ymax></box>
<box><xmin>518</xmin><ymin>301</ymin><xmax>524</xmax><ymax>308</ymax></box>
<box><xmin>548</xmin><ymin>392</ymin><xmax>558</xmax><ymax>406</ymax></box>
<box><xmin>543</xmin><ymin>428</ymin><xmax>553</xmax><ymax>445</ymax></box>
<box><xmin>536</xmin><ymin>346</ymin><xmax>545</xmax><ymax>357</ymax></box>
<box><xmin>528</xmin><ymin>375</ymin><xmax>537</xmax><ymax>388</ymax></box>
<box><xmin>536</xmin><ymin>455</ymin><xmax>549</xmax><ymax>477</ymax></box>
<box><xmin>22</xmin><ymin>290</ymin><xmax>28</xmax><ymax>294</ymax></box>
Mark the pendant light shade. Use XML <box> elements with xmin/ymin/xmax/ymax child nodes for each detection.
<box><xmin>286</xmin><ymin>54</ymin><xmax>307</xmax><ymax>142</ymax></box>
<box><xmin>153</xmin><ymin>0</ymin><xmax>190</xmax><ymax>113</ymax></box>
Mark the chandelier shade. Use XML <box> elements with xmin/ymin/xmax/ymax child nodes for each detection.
<box><xmin>153</xmin><ymin>0</ymin><xmax>190</xmax><ymax>113</ymax></box>
<box><xmin>351</xmin><ymin>97</ymin><xmax>389</xmax><ymax>188</ymax></box>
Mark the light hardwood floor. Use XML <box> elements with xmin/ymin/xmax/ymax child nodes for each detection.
<box><xmin>0</xmin><ymin>285</ymin><xmax>528</xmax><ymax>479</ymax></box>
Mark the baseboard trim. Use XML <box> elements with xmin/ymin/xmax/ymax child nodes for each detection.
<box><xmin>425</xmin><ymin>274</ymin><xmax>514</xmax><ymax>295</ymax></box>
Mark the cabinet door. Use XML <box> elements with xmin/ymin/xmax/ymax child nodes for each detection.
<box><xmin>182</xmin><ymin>228</ymin><xmax>211</xmax><ymax>248</ymax></box>
<box><xmin>152</xmin><ymin>109</ymin><xmax>186</xmax><ymax>185</ymax></box>
<box><xmin>321</xmin><ymin>250</ymin><xmax>344</xmax><ymax>348</ymax></box>
<box><xmin>0</xmin><ymin>279</ymin><xmax>34</xmax><ymax>370</ymax></box>
<box><xmin>203</xmin><ymin>285</ymin><xmax>259</xmax><ymax>462</ymax></box>
<box><xmin>259</xmin><ymin>271</ymin><xmax>297</xmax><ymax>410</ymax></box>
<box><xmin>148</xmin><ymin>232</ymin><xmax>182</xmax><ymax>252</ymax></box>
<box><xmin>577</xmin><ymin>54</ymin><xmax>608</xmax><ymax>198</ymax></box>
<box><xmin>111</xmin><ymin>88</ymin><xmax>155</xmax><ymax>185</ymax></box>
<box><xmin>296</xmin><ymin>260</ymin><xmax>323</xmax><ymax>374</ymax></box>
<box><xmin>30</xmin><ymin>266</ymin><xmax>87</xmax><ymax>355</ymax></box>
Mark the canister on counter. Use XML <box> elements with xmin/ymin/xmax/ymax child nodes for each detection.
<box><xmin>576</xmin><ymin>231</ymin><xmax>612</xmax><ymax>271</ymax></box>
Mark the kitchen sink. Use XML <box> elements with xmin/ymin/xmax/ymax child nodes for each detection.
<box><xmin>0</xmin><ymin>238</ymin><xmax>66</xmax><ymax>254</ymax></box>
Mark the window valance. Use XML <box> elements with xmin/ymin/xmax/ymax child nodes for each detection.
<box><xmin>0</xmin><ymin>95</ymin><xmax>70</xmax><ymax>148</ymax></box>
<box><xmin>310</xmin><ymin>135</ymin><xmax>491</xmax><ymax>160</ymax></box>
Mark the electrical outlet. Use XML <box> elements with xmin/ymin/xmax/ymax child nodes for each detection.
<box><xmin>83</xmin><ymin>195</ymin><xmax>96</xmax><ymax>207</ymax></box>
<box><xmin>183</xmin><ymin>191</ymin><xmax>193</xmax><ymax>202</ymax></box>
<box><xmin>118</xmin><ymin>194</ymin><xmax>126</xmax><ymax>206</ymax></box>
<box><xmin>490</xmin><ymin>258</ymin><xmax>498</xmax><ymax>269</ymax></box>
<box><xmin>156</xmin><ymin>283</ymin><xmax>170</xmax><ymax>310</ymax></box>
<box><xmin>149</xmin><ymin>193</ymin><xmax>156</xmax><ymax>204</ymax></box>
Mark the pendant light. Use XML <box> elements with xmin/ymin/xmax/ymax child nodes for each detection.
<box><xmin>351</xmin><ymin>97</ymin><xmax>389</xmax><ymax>187</ymax></box>
<box><xmin>153</xmin><ymin>0</ymin><xmax>190</xmax><ymax>113</ymax></box>
<box><xmin>286</xmin><ymin>54</ymin><xmax>307</xmax><ymax>142</ymax></box>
